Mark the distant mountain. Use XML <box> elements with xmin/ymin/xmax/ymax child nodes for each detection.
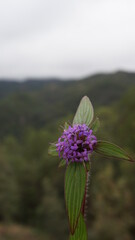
<box><xmin>0</xmin><ymin>71</ymin><xmax>135</xmax><ymax>101</ymax></box>
<box><xmin>0</xmin><ymin>71</ymin><xmax>134</xmax><ymax>138</ymax></box>
<box><xmin>0</xmin><ymin>78</ymin><xmax>62</xmax><ymax>99</ymax></box>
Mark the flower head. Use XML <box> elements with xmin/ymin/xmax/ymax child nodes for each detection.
<box><xmin>56</xmin><ymin>124</ymin><xmax>97</xmax><ymax>164</ymax></box>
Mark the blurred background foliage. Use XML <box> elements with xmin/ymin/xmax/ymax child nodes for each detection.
<box><xmin>0</xmin><ymin>71</ymin><xmax>135</xmax><ymax>240</ymax></box>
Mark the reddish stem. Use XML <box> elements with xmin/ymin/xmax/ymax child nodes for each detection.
<box><xmin>81</xmin><ymin>170</ymin><xmax>88</xmax><ymax>217</ymax></box>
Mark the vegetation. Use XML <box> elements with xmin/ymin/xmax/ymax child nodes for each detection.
<box><xmin>0</xmin><ymin>71</ymin><xmax>135</xmax><ymax>239</ymax></box>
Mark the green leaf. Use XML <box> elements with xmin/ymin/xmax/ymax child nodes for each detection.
<box><xmin>69</xmin><ymin>214</ymin><xmax>88</xmax><ymax>240</ymax></box>
<box><xmin>73</xmin><ymin>96</ymin><xmax>94</xmax><ymax>126</ymax></box>
<box><xmin>58</xmin><ymin>159</ymin><xmax>66</xmax><ymax>168</ymax></box>
<box><xmin>65</xmin><ymin>162</ymin><xmax>87</xmax><ymax>234</ymax></box>
<box><xmin>95</xmin><ymin>141</ymin><xmax>134</xmax><ymax>162</ymax></box>
<box><xmin>64</xmin><ymin>122</ymin><xmax>69</xmax><ymax>129</ymax></box>
<box><xmin>48</xmin><ymin>144</ymin><xmax>58</xmax><ymax>156</ymax></box>
<box><xmin>91</xmin><ymin>117</ymin><xmax>100</xmax><ymax>133</ymax></box>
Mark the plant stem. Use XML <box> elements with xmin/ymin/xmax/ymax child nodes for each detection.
<box><xmin>82</xmin><ymin>170</ymin><xmax>90</xmax><ymax>220</ymax></box>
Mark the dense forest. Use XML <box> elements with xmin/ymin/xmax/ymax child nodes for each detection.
<box><xmin>0</xmin><ymin>71</ymin><xmax>135</xmax><ymax>240</ymax></box>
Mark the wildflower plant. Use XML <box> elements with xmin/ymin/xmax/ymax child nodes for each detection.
<box><xmin>49</xmin><ymin>96</ymin><xmax>134</xmax><ymax>240</ymax></box>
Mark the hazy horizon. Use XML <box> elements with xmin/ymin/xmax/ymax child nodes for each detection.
<box><xmin>0</xmin><ymin>69</ymin><xmax>135</xmax><ymax>82</ymax></box>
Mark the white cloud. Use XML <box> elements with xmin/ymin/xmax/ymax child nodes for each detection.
<box><xmin>0</xmin><ymin>0</ymin><xmax>135</xmax><ymax>78</ymax></box>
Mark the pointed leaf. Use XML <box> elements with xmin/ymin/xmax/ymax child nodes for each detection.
<box><xmin>95</xmin><ymin>141</ymin><xmax>134</xmax><ymax>162</ymax></box>
<box><xmin>65</xmin><ymin>162</ymin><xmax>87</xmax><ymax>234</ymax></box>
<box><xmin>91</xmin><ymin>117</ymin><xmax>100</xmax><ymax>133</ymax></box>
<box><xmin>58</xmin><ymin>159</ymin><xmax>66</xmax><ymax>168</ymax></box>
<box><xmin>69</xmin><ymin>214</ymin><xmax>88</xmax><ymax>240</ymax></box>
<box><xmin>48</xmin><ymin>144</ymin><xmax>58</xmax><ymax>156</ymax></box>
<box><xmin>73</xmin><ymin>96</ymin><xmax>94</xmax><ymax>126</ymax></box>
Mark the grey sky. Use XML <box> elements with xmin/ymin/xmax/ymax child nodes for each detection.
<box><xmin>0</xmin><ymin>0</ymin><xmax>135</xmax><ymax>79</ymax></box>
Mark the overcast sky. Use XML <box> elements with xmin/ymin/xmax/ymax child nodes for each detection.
<box><xmin>0</xmin><ymin>0</ymin><xmax>135</xmax><ymax>79</ymax></box>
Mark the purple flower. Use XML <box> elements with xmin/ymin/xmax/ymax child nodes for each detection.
<box><xmin>56</xmin><ymin>124</ymin><xmax>97</xmax><ymax>164</ymax></box>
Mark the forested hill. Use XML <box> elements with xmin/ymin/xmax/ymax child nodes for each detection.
<box><xmin>0</xmin><ymin>71</ymin><xmax>134</xmax><ymax>138</ymax></box>
<box><xmin>0</xmin><ymin>71</ymin><xmax>135</xmax><ymax>240</ymax></box>
<box><xmin>0</xmin><ymin>71</ymin><xmax>135</xmax><ymax>102</ymax></box>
